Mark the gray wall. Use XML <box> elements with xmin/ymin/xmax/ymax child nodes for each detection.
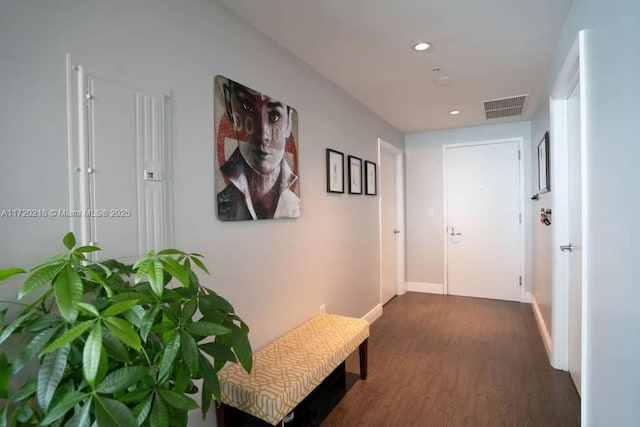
<box><xmin>544</xmin><ymin>0</ymin><xmax>640</xmax><ymax>424</ymax></box>
<box><xmin>530</xmin><ymin>105</ymin><xmax>553</xmax><ymax>333</ymax></box>
<box><xmin>404</xmin><ymin>121</ymin><xmax>533</xmax><ymax>292</ymax></box>
<box><xmin>0</xmin><ymin>1</ymin><xmax>403</xmax><ymax>424</ymax></box>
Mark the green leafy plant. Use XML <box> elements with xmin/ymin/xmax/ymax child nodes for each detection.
<box><xmin>0</xmin><ymin>232</ymin><xmax>252</xmax><ymax>426</ymax></box>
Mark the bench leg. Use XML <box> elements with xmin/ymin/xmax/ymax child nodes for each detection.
<box><xmin>359</xmin><ymin>339</ymin><xmax>368</xmax><ymax>380</ymax></box>
<box><xmin>216</xmin><ymin>403</ymin><xmax>232</xmax><ymax>427</ymax></box>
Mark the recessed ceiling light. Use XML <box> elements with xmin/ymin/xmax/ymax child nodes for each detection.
<box><xmin>434</xmin><ymin>76</ymin><xmax>452</xmax><ymax>86</ymax></box>
<box><xmin>449</xmin><ymin>110</ymin><xmax>461</xmax><ymax>115</ymax></box>
<box><xmin>412</xmin><ymin>42</ymin><xmax>431</xmax><ymax>51</ymax></box>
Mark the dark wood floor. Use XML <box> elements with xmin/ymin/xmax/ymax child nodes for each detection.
<box><xmin>322</xmin><ymin>293</ymin><xmax>580</xmax><ymax>427</ymax></box>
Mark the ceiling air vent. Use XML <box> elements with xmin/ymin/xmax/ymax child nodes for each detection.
<box><xmin>483</xmin><ymin>94</ymin><xmax>529</xmax><ymax>119</ymax></box>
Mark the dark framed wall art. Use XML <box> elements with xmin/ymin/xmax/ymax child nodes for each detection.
<box><xmin>538</xmin><ymin>131</ymin><xmax>550</xmax><ymax>193</ymax></box>
<box><xmin>365</xmin><ymin>161</ymin><xmax>377</xmax><ymax>196</ymax></box>
<box><xmin>348</xmin><ymin>155</ymin><xmax>363</xmax><ymax>194</ymax></box>
<box><xmin>326</xmin><ymin>148</ymin><xmax>344</xmax><ymax>193</ymax></box>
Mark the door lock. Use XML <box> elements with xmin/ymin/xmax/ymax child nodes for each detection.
<box><xmin>450</xmin><ymin>227</ymin><xmax>462</xmax><ymax>236</ymax></box>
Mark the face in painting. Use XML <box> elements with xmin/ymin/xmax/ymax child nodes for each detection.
<box><xmin>229</xmin><ymin>85</ymin><xmax>292</xmax><ymax>175</ymax></box>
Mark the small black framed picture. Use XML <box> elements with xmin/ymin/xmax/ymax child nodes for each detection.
<box><xmin>348</xmin><ymin>155</ymin><xmax>363</xmax><ymax>194</ymax></box>
<box><xmin>538</xmin><ymin>131</ymin><xmax>550</xmax><ymax>193</ymax></box>
<box><xmin>365</xmin><ymin>161</ymin><xmax>377</xmax><ymax>196</ymax></box>
<box><xmin>326</xmin><ymin>149</ymin><xmax>344</xmax><ymax>193</ymax></box>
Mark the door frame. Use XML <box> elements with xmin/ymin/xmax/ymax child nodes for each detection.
<box><xmin>442</xmin><ymin>138</ymin><xmax>526</xmax><ymax>302</ymax></box>
<box><xmin>378</xmin><ymin>138</ymin><xmax>406</xmax><ymax>304</ymax></box>
<box><xmin>549</xmin><ymin>31</ymin><xmax>589</xmax><ymax>419</ymax></box>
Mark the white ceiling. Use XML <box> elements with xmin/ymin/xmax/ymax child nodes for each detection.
<box><xmin>216</xmin><ymin>0</ymin><xmax>574</xmax><ymax>133</ymax></box>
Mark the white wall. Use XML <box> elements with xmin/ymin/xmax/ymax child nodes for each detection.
<box><xmin>0</xmin><ymin>1</ymin><xmax>403</xmax><ymax>424</ymax></box>
<box><xmin>545</xmin><ymin>0</ymin><xmax>640</xmax><ymax>424</ymax></box>
<box><xmin>530</xmin><ymin>105</ymin><xmax>553</xmax><ymax>333</ymax></box>
<box><xmin>404</xmin><ymin>121</ymin><xmax>533</xmax><ymax>292</ymax></box>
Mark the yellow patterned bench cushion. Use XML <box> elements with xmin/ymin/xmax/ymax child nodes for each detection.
<box><xmin>218</xmin><ymin>313</ymin><xmax>369</xmax><ymax>425</ymax></box>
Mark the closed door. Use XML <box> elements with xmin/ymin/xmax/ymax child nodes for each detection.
<box><xmin>567</xmin><ymin>82</ymin><xmax>582</xmax><ymax>395</ymax></box>
<box><xmin>445</xmin><ymin>141</ymin><xmax>522</xmax><ymax>302</ymax></box>
<box><xmin>380</xmin><ymin>147</ymin><xmax>398</xmax><ymax>304</ymax></box>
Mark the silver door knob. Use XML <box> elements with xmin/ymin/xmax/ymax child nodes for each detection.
<box><xmin>560</xmin><ymin>243</ymin><xmax>574</xmax><ymax>252</ymax></box>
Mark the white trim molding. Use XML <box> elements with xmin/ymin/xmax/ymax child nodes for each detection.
<box><xmin>362</xmin><ymin>304</ymin><xmax>383</xmax><ymax>325</ymax></box>
<box><xmin>522</xmin><ymin>292</ymin><xmax>532</xmax><ymax>303</ymax></box>
<box><xmin>407</xmin><ymin>282</ymin><xmax>444</xmax><ymax>295</ymax></box>
<box><xmin>531</xmin><ymin>294</ymin><xmax>553</xmax><ymax>363</ymax></box>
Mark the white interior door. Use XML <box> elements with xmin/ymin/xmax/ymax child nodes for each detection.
<box><xmin>445</xmin><ymin>141</ymin><xmax>522</xmax><ymax>302</ymax></box>
<box><xmin>567</xmin><ymin>82</ymin><xmax>583</xmax><ymax>395</ymax></box>
<box><xmin>380</xmin><ymin>146</ymin><xmax>398</xmax><ymax>304</ymax></box>
<box><xmin>71</xmin><ymin>71</ymin><xmax>170</xmax><ymax>262</ymax></box>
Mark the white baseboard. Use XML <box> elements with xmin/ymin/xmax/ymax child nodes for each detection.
<box><xmin>397</xmin><ymin>282</ymin><xmax>409</xmax><ymax>296</ymax></box>
<box><xmin>522</xmin><ymin>292</ymin><xmax>532</xmax><ymax>303</ymax></box>
<box><xmin>407</xmin><ymin>282</ymin><xmax>444</xmax><ymax>295</ymax></box>
<box><xmin>531</xmin><ymin>294</ymin><xmax>553</xmax><ymax>363</ymax></box>
<box><xmin>362</xmin><ymin>304</ymin><xmax>383</xmax><ymax>324</ymax></box>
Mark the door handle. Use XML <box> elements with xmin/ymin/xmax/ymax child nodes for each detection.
<box><xmin>560</xmin><ymin>243</ymin><xmax>575</xmax><ymax>252</ymax></box>
<box><xmin>393</xmin><ymin>229</ymin><xmax>401</xmax><ymax>234</ymax></box>
<box><xmin>450</xmin><ymin>227</ymin><xmax>461</xmax><ymax>236</ymax></box>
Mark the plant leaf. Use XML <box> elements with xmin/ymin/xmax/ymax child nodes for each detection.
<box><xmin>157</xmin><ymin>389</ymin><xmax>198</xmax><ymax>410</ymax></box>
<box><xmin>199</xmin><ymin>293</ymin><xmax>234</xmax><ymax>314</ymax></box>
<box><xmin>39</xmin><ymin>391</ymin><xmax>88</xmax><ymax>425</ymax></box>
<box><xmin>179</xmin><ymin>331</ymin><xmax>199</xmax><ymax>375</ymax></box>
<box><xmin>94</xmin><ymin>395</ymin><xmax>137</xmax><ymax>427</ymax></box>
<box><xmin>97</xmin><ymin>366</ymin><xmax>149</xmax><ymax>394</ymax></box>
<box><xmin>0</xmin><ymin>353</ymin><xmax>8</xmax><ymax>399</ymax></box>
<box><xmin>158</xmin><ymin>333</ymin><xmax>180</xmax><ymax>384</ymax></box>
<box><xmin>102</xmin><ymin>299</ymin><xmax>139</xmax><ymax>317</ymax></box>
<box><xmin>0</xmin><ymin>311</ymin><xmax>31</xmax><ymax>345</ymax></box>
<box><xmin>63</xmin><ymin>232</ymin><xmax>76</xmax><ymax>250</ymax></box>
<box><xmin>101</xmin><ymin>328</ymin><xmax>130</xmax><ymax>363</ymax></box>
<box><xmin>189</xmin><ymin>256</ymin><xmax>209</xmax><ymax>275</ymax></box>
<box><xmin>232</xmin><ymin>324</ymin><xmax>253</xmax><ymax>373</ymax></box>
<box><xmin>83</xmin><ymin>323</ymin><xmax>102</xmax><ymax>389</ymax></box>
<box><xmin>54</xmin><ymin>265</ymin><xmax>83</xmax><ymax>322</ymax></box>
<box><xmin>180</xmin><ymin>299</ymin><xmax>197</xmax><ymax>324</ymax></box>
<box><xmin>139</xmin><ymin>305</ymin><xmax>160</xmax><ymax>343</ymax></box>
<box><xmin>184</xmin><ymin>321</ymin><xmax>230</xmax><ymax>337</ymax></box>
<box><xmin>198</xmin><ymin>342</ymin><xmax>237</xmax><ymax>364</ymax></box>
<box><xmin>37</xmin><ymin>345</ymin><xmax>70</xmax><ymax>411</ymax></box>
<box><xmin>0</xmin><ymin>268</ymin><xmax>26</xmax><ymax>282</ymax></box>
<box><xmin>198</xmin><ymin>354</ymin><xmax>220</xmax><ymax>402</ymax></box>
<box><xmin>150</xmin><ymin>394</ymin><xmax>169</xmax><ymax>427</ymax></box>
<box><xmin>201</xmin><ymin>382</ymin><xmax>212</xmax><ymax>418</ymax></box>
<box><xmin>148</xmin><ymin>260</ymin><xmax>164</xmax><ymax>298</ymax></box>
<box><xmin>18</xmin><ymin>262</ymin><xmax>65</xmax><ymax>300</ymax></box>
<box><xmin>134</xmin><ymin>258</ymin><xmax>150</xmax><ymax>285</ymax></box>
<box><xmin>133</xmin><ymin>252</ymin><xmax>153</xmax><ymax>271</ymax></box>
<box><xmin>103</xmin><ymin>317</ymin><xmax>141</xmax><ymax>351</ymax></box>
<box><xmin>75</xmin><ymin>245</ymin><xmax>101</xmax><ymax>253</ymax></box>
<box><xmin>75</xmin><ymin>302</ymin><xmax>100</xmax><ymax>317</ymax></box>
<box><xmin>8</xmin><ymin>379</ymin><xmax>36</xmax><ymax>403</ymax></box>
<box><xmin>157</xmin><ymin>249</ymin><xmax>185</xmax><ymax>256</ymax></box>
<box><xmin>42</xmin><ymin>321</ymin><xmax>93</xmax><ymax>354</ymax></box>
<box><xmin>24</xmin><ymin>313</ymin><xmax>61</xmax><ymax>333</ymax></box>
<box><xmin>118</xmin><ymin>388</ymin><xmax>151</xmax><ymax>403</ymax></box>
<box><xmin>132</xmin><ymin>393</ymin><xmax>153</xmax><ymax>425</ymax></box>
<box><xmin>159</xmin><ymin>257</ymin><xmax>189</xmax><ymax>286</ymax></box>
<box><xmin>63</xmin><ymin>399</ymin><xmax>91</xmax><ymax>427</ymax></box>
<box><xmin>10</xmin><ymin>325</ymin><xmax>61</xmax><ymax>375</ymax></box>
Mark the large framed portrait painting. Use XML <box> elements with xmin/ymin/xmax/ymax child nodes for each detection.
<box><xmin>214</xmin><ymin>75</ymin><xmax>300</xmax><ymax>221</ymax></box>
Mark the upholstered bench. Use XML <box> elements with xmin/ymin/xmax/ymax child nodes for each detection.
<box><xmin>216</xmin><ymin>313</ymin><xmax>370</xmax><ymax>426</ymax></box>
